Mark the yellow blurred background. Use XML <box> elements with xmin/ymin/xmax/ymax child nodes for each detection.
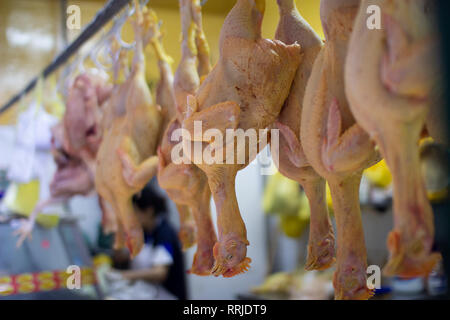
<box><xmin>0</xmin><ymin>0</ymin><xmax>323</xmax><ymax>124</ymax></box>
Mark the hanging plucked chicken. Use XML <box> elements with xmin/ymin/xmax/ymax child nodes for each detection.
<box><xmin>345</xmin><ymin>0</ymin><xmax>442</xmax><ymax>278</ymax></box>
<box><xmin>301</xmin><ymin>0</ymin><xmax>380</xmax><ymax>299</ymax></box>
<box><xmin>181</xmin><ymin>0</ymin><xmax>301</xmax><ymax>277</ymax></box>
<box><xmin>272</xmin><ymin>0</ymin><xmax>336</xmax><ymax>271</ymax></box>
<box><xmin>156</xmin><ymin>0</ymin><xmax>218</xmax><ymax>275</ymax></box>
<box><xmin>95</xmin><ymin>4</ymin><xmax>163</xmax><ymax>257</ymax></box>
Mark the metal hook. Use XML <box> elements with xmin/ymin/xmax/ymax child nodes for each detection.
<box><xmin>77</xmin><ymin>54</ymin><xmax>87</xmax><ymax>74</ymax></box>
<box><xmin>115</xmin><ymin>28</ymin><xmax>136</xmax><ymax>50</ymax></box>
<box><xmin>113</xmin><ymin>4</ymin><xmax>136</xmax><ymax>50</ymax></box>
<box><xmin>58</xmin><ymin>0</ymin><xmax>147</xmax><ymax>89</ymax></box>
<box><xmin>90</xmin><ymin>42</ymin><xmax>113</xmax><ymax>72</ymax></box>
<box><xmin>128</xmin><ymin>0</ymin><xmax>150</xmax><ymax>16</ymax></box>
<box><xmin>128</xmin><ymin>0</ymin><xmax>136</xmax><ymax>17</ymax></box>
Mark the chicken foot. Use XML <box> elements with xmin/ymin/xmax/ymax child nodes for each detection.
<box><xmin>13</xmin><ymin>196</ymin><xmax>67</xmax><ymax>247</ymax></box>
<box><xmin>191</xmin><ymin>0</ymin><xmax>212</xmax><ymax>78</ymax></box>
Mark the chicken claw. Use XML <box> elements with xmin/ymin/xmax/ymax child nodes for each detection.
<box><xmin>13</xmin><ymin>219</ymin><xmax>35</xmax><ymax>248</ymax></box>
<box><xmin>333</xmin><ymin>252</ymin><xmax>375</xmax><ymax>300</ymax></box>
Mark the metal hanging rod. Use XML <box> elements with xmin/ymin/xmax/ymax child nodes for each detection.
<box><xmin>0</xmin><ymin>0</ymin><xmax>131</xmax><ymax>115</ymax></box>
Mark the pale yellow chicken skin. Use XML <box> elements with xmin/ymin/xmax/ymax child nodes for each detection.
<box><xmin>272</xmin><ymin>0</ymin><xmax>335</xmax><ymax>272</ymax></box>
<box><xmin>157</xmin><ymin>0</ymin><xmax>217</xmax><ymax>275</ymax></box>
<box><xmin>181</xmin><ymin>0</ymin><xmax>301</xmax><ymax>277</ymax></box>
<box><xmin>301</xmin><ymin>0</ymin><xmax>380</xmax><ymax>300</ymax></box>
<box><xmin>345</xmin><ymin>0</ymin><xmax>442</xmax><ymax>278</ymax></box>
<box><xmin>95</xmin><ymin>7</ymin><xmax>162</xmax><ymax>257</ymax></box>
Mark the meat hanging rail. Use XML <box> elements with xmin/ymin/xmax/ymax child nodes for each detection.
<box><xmin>0</xmin><ymin>0</ymin><xmax>131</xmax><ymax>115</ymax></box>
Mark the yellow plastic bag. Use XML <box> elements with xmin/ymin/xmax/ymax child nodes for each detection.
<box><xmin>364</xmin><ymin>159</ymin><xmax>392</xmax><ymax>189</ymax></box>
<box><xmin>3</xmin><ymin>181</ymin><xmax>60</xmax><ymax>228</ymax></box>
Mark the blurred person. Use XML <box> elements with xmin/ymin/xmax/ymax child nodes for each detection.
<box><xmin>113</xmin><ymin>183</ymin><xmax>187</xmax><ymax>300</ymax></box>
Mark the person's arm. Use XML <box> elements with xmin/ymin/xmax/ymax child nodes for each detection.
<box><xmin>120</xmin><ymin>264</ymin><xmax>169</xmax><ymax>283</ymax></box>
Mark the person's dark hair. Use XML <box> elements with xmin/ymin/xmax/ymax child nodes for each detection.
<box><xmin>132</xmin><ymin>183</ymin><xmax>167</xmax><ymax>217</ymax></box>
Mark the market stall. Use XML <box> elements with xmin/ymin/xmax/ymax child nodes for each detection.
<box><xmin>0</xmin><ymin>0</ymin><xmax>448</xmax><ymax>301</ymax></box>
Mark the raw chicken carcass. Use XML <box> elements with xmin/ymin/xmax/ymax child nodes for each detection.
<box><xmin>15</xmin><ymin>69</ymin><xmax>113</xmax><ymax>246</ymax></box>
<box><xmin>301</xmin><ymin>0</ymin><xmax>380</xmax><ymax>299</ymax></box>
<box><xmin>181</xmin><ymin>0</ymin><xmax>301</xmax><ymax>277</ymax></box>
<box><xmin>14</xmin><ymin>123</ymin><xmax>95</xmax><ymax>246</ymax></box>
<box><xmin>64</xmin><ymin>72</ymin><xmax>112</xmax><ymax>162</ymax></box>
<box><xmin>157</xmin><ymin>0</ymin><xmax>217</xmax><ymax>275</ymax></box>
<box><xmin>272</xmin><ymin>0</ymin><xmax>335</xmax><ymax>271</ymax></box>
<box><xmin>158</xmin><ymin>0</ymin><xmax>198</xmax><ymax>251</ymax></box>
<box><xmin>345</xmin><ymin>0</ymin><xmax>442</xmax><ymax>277</ymax></box>
<box><xmin>95</xmin><ymin>5</ymin><xmax>163</xmax><ymax>257</ymax></box>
